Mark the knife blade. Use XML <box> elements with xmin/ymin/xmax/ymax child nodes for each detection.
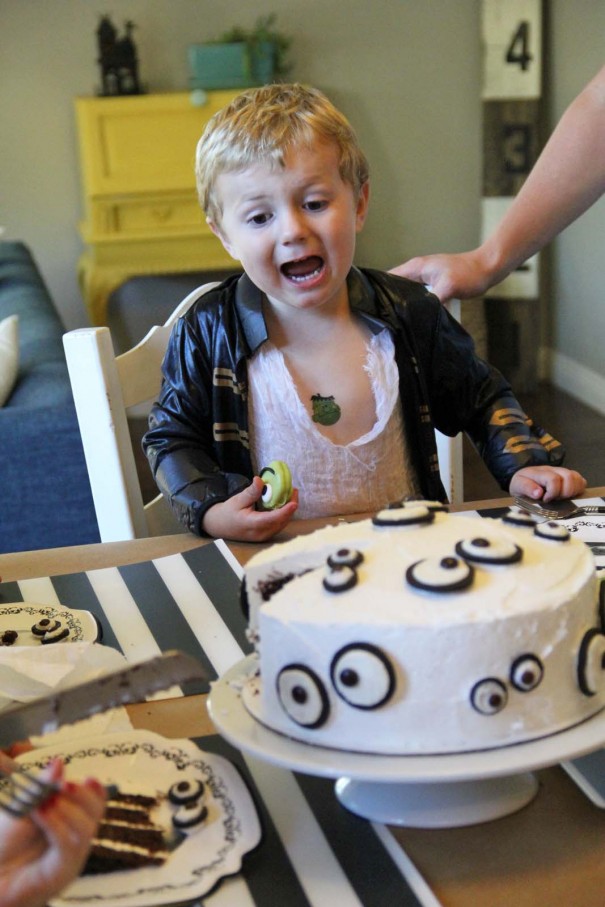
<box><xmin>0</xmin><ymin>650</ymin><xmax>206</xmax><ymax>748</ymax></box>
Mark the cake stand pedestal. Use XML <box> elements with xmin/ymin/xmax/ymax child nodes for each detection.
<box><xmin>208</xmin><ymin>656</ymin><xmax>605</xmax><ymax>828</ymax></box>
<box><xmin>333</xmin><ymin>774</ymin><xmax>538</xmax><ymax>827</ymax></box>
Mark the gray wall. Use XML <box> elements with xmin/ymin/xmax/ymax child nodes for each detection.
<box><xmin>0</xmin><ymin>0</ymin><xmax>482</xmax><ymax>329</ymax></box>
<box><xmin>1</xmin><ymin>0</ymin><xmax>603</xmax><ymax>410</ymax></box>
<box><xmin>547</xmin><ymin>2</ymin><xmax>605</xmax><ymax>409</ymax></box>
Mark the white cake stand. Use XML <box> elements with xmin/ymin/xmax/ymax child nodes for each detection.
<box><xmin>208</xmin><ymin>656</ymin><xmax>605</xmax><ymax>828</ymax></box>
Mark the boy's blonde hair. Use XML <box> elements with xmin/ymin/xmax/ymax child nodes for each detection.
<box><xmin>196</xmin><ymin>83</ymin><xmax>370</xmax><ymax>225</ymax></box>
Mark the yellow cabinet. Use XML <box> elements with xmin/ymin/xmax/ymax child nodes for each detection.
<box><xmin>75</xmin><ymin>90</ymin><xmax>240</xmax><ymax>324</ymax></box>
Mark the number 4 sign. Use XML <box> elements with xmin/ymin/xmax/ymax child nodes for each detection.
<box><xmin>482</xmin><ymin>0</ymin><xmax>542</xmax><ymax>99</ymax></box>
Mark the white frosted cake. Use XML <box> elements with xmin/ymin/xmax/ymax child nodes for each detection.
<box><xmin>241</xmin><ymin>502</ymin><xmax>604</xmax><ymax>754</ymax></box>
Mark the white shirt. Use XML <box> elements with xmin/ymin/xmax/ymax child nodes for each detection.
<box><xmin>247</xmin><ymin>329</ymin><xmax>417</xmax><ymax>518</ymax></box>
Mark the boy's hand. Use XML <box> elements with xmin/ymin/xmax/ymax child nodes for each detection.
<box><xmin>509</xmin><ymin>466</ymin><xmax>587</xmax><ymax>503</ymax></box>
<box><xmin>201</xmin><ymin>476</ymin><xmax>298</xmax><ymax>542</ymax></box>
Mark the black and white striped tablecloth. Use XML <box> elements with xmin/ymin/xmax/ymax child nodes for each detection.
<box><xmin>4</xmin><ymin>504</ymin><xmax>603</xmax><ymax>905</ymax></box>
<box><xmin>0</xmin><ymin>541</ymin><xmax>437</xmax><ymax>907</ymax></box>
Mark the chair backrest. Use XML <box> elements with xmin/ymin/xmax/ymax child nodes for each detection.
<box><xmin>435</xmin><ymin>298</ymin><xmax>464</xmax><ymax>504</ymax></box>
<box><xmin>435</xmin><ymin>426</ymin><xmax>464</xmax><ymax>504</ymax></box>
<box><xmin>63</xmin><ymin>283</ymin><xmax>219</xmax><ymax>542</ymax></box>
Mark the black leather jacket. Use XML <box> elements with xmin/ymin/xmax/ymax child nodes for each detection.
<box><xmin>143</xmin><ymin>268</ymin><xmax>563</xmax><ymax>535</ymax></box>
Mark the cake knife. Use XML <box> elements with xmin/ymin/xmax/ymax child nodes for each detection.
<box><xmin>0</xmin><ymin>650</ymin><xmax>206</xmax><ymax>748</ymax></box>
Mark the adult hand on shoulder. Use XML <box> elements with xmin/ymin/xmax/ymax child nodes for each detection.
<box><xmin>509</xmin><ymin>466</ymin><xmax>587</xmax><ymax>503</ymax></box>
<box><xmin>0</xmin><ymin>758</ymin><xmax>106</xmax><ymax>907</ymax></box>
<box><xmin>202</xmin><ymin>476</ymin><xmax>299</xmax><ymax>542</ymax></box>
<box><xmin>389</xmin><ymin>249</ymin><xmax>492</xmax><ymax>303</ymax></box>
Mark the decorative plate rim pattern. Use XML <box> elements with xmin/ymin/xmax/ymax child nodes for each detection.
<box><xmin>0</xmin><ymin>602</ymin><xmax>98</xmax><ymax>645</ymax></box>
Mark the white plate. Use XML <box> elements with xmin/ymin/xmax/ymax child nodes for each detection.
<box><xmin>0</xmin><ymin>602</ymin><xmax>99</xmax><ymax>646</ymax></box>
<box><xmin>17</xmin><ymin>730</ymin><xmax>261</xmax><ymax>907</ymax></box>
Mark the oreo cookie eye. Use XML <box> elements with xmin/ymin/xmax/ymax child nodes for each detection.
<box><xmin>372</xmin><ymin>503</ymin><xmax>435</xmax><ymax>527</ymax></box>
<box><xmin>455</xmin><ymin>536</ymin><xmax>522</xmax><ymax>565</ymax></box>
<box><xmin>31</xmin><ymin>618</ymin><xmax>60</xmax><ymax>636</ymax></box>
<box><xmin>330</xmin><ymin>643</ymin><xmax>396</xmax><ymax>709</ymax></box>
<box><xmin>40</xmin><ymin>622</ymin><xmax>70</xmax><ymax>644</ymax></box>
<box><xmin>390</xmin><ymin>497</ymin><xmax>449</xmax><ymax>513</ymax></box>
<box><xmin>168</xmin><ymin>778</ymin><xmax>205</xmax><ymax>805</ymax></box>
<box><xmin>420</xmin><ymin>499</ymin><xmax>449</xmax><ymax>513</ymax></box>
<box><xmin>510</xmin><ymin>654</ymin><xmax>544</xmax><ymax>692</ymax></box>
<box><xmin>534</xmin><ymin>521</ymin><xmax>571</xmax><ymax>542</ymax></box>
<box><xmin>172</xmin><ymin>799</ymin><xmax>209</xmax><ymax>832</ymax></box>
<box><xmin>276</xmin><ymin>664</ymin><xmax>330</xmax><ymax>728</ymax></box>
<box><xmin>323</xmin><ymin>564</ymin><xmax>357</xmax><ymax>593</ymax></box>
<box><xmin>470</xmin><ymin>678</ymin><xmax>508</xmax><ymax>715</ymax></box>
<box><xmin>327</xmin><ymin>548</ymin><xmax>364</xmax><ymax>569</ymax></box>
<box><xmin>406</xmin><ymin>556</ymin><xmax>474</xmax><ymax>593</ymax></box>
<box><xmin>577</xmin><ymin>628</ymin><xmax>605</xmax><ymax>697</ymax></box>
<box><xmin>502</xmin><ymin>506</ymin><xmax>537</xmax><ymax>528</ymax></box>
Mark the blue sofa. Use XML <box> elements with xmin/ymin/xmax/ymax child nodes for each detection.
<box><xmin>0</xmin><ymin>242</ymin><xmax>100</xmax><ymax>553</ymax></box>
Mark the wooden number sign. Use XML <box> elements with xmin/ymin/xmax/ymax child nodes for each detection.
<box><xmin>481</xmin><ymin>0</ymin><xmax>543</xmax><ymax>391</ymax></box>
<box><xmin>482</xmin><ymin>0</ymin><xmax>542</xmax><ymax>100</ymax></box>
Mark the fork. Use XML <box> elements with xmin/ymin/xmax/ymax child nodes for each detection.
<box><xmin>513</xmin><ymin>496</ymin><xmax>605</xmax><ymax>520</ymax></box>
<box><xmin>0</xmin><ymin>764</ymin><xmax>59</xmax><ymax>818</ymax></box>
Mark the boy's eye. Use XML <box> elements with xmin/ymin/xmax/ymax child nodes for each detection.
<box><xmin>305</xmin><ymin>199</ymin><xmax>327</xmax><ymax>212</ymax></box>
<box><xmin>248</xmin><ymin>212</ymin><xmax>272</xmax><ymax>226</ymax></box>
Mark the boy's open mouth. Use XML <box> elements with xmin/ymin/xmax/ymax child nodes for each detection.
<box><xmin>281</xmin><ymin>256</ymin><xmax>324</xmax><ymax>282</ymax></box>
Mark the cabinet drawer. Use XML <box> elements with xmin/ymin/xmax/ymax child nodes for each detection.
<box><xmin>89</xmin><ymin>194</ymin><xmax>205</xmax><ymax>238</ymax></box>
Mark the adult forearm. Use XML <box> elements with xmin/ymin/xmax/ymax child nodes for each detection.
<box><xmin>478</xmin><ymin>64</ymin><xmax>605</xmax><ymax>282</ymax></box>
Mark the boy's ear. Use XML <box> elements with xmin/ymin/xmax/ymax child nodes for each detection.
<box><xmin>355</xmin><ymin>181</ymin><xmax>370</xmax><ymax>232</ymax></box>
<box><xmin>207</xmin><ymin>217</ymin><xmax>238</xmax><ymax>259</ymax></box>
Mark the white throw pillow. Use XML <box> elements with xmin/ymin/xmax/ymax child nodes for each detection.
<box><xmin>0</xmin><ymin>314</ymin><xmax>19</xmax><ymax>406</ymax></box>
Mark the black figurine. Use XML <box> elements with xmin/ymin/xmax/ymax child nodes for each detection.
<box><xmin>96</xmin><ymin>15</ymin><xmax>142</xmax><ymax>96</ymax></box>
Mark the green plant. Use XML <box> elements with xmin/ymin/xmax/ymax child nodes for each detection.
<box><xmin>217</xmin><ymin>13</ymin><xmax>292</xmax><ymax>79</ymax></box>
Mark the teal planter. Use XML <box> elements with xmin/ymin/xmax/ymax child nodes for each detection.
<box><xmin>188</xmin><ymin>41</ymin><xmax>275</xmax><ymax>90</ymax></box>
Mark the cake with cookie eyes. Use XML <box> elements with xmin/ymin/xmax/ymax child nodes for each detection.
<box><xmin>241</xmin><ymin>502</ymin><xmax>604</xmax><ymax>754</ymax></box>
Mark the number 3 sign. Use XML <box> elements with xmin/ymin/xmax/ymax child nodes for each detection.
<box><xmin>482</xmin><ymin>0</ymin><xmax>542</xmax><ymax>99</ymax></box>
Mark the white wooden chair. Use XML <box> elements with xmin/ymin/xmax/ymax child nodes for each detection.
<box><xmin>63</xmin><ymin>283</ymin><xmax>219</xmax><ymax>542</ymax></box>
<box><xmin>435</xmin><ymin>298</ymin><xmax>464</xmax><ymax>504</ymax></box>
